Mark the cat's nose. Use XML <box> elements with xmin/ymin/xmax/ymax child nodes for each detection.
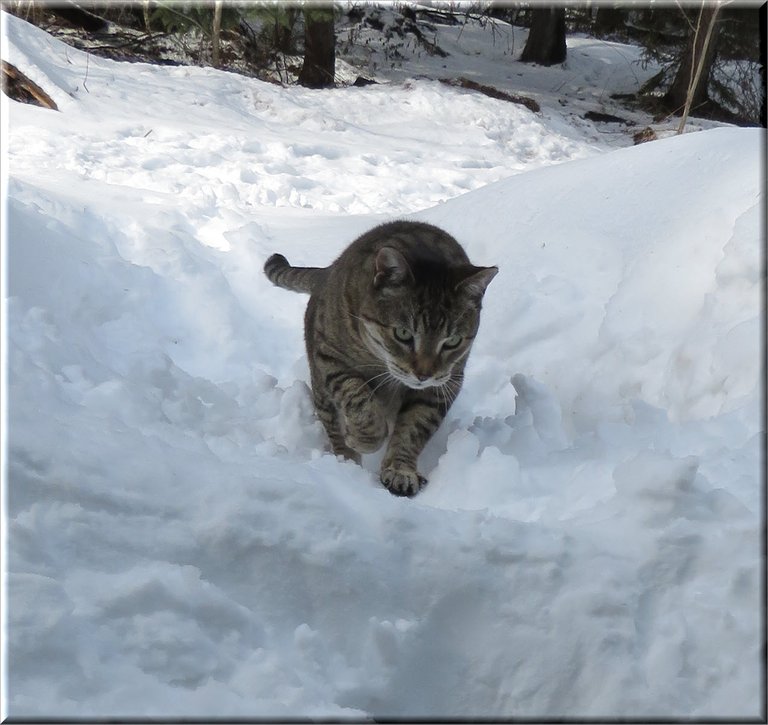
<box><xmin>412</xmin><ymin>355</ymin><xmax>434</xmax><ymax>382</ymax></box>
<box><xmin>414</xmin><ymin>366</ymin><xmax>434</xmax><ymax>382</ymax></box>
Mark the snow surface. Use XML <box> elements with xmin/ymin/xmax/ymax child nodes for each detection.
<box><xmin>2</xmin><ymin>9</ymin><xmax>765</xmax><ymax>720</ymax></box>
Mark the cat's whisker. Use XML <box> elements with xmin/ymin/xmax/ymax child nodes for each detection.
<box><xmin>443</xmin><ymin>383</ymin><xmax>455</xmax><ymax>410</ymax></box>
<box><xmin>436</xmin><ymin>381</ymin><xmax>447</xmax><ymax>411</ymax></box>
<box><xmin>365</xmin><ymin>373</ymin><xmax>399</xmax><ymax>406</ymax></box>
<box><xmin>385</xmin><ymin>380</ymin><xmax>400</xmax><ymax>408</ymax></box>
<box><xmin>343</xmin><ymin>307</ymin><xmax>367</xmax><ymax>324</ymax></box>
<box><xmin>355</xmin><ymin>371</ymin><xmax>391</xmax><ymax>396</ymax></box>
<box><xmin>441</xmin><ymin>377</ymin><xmax>461</xmax><ymax>409</ymax></box>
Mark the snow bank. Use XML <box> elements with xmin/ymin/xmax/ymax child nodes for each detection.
<box><xmin>3</xmin><ymin>10</ymin><xmax>764</xmax><ymax>720</ymax></box>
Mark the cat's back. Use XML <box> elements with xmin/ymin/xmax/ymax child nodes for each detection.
<box><xmin>334</xmin><ymin>221</ymin><xmax>470</xmax><ymax>271</ymax></box>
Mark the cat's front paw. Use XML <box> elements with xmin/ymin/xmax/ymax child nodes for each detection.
<box><xmin>380</xmin><ymin>466</ymin><xmax>427</xmax><ymax>497</ymax></box>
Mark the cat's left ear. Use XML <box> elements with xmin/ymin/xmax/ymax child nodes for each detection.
<box><xmin>456</xmin><ymin>265</ymin><xmax>498</xmax><ymax>302</ymax></box>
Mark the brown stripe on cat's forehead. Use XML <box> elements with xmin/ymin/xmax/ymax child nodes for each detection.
<box><xmin>412</xmin><ymin>297</ymin><xmax>449</xmax><ymax>332</ymax></box>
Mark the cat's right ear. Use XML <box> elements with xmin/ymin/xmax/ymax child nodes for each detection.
<box><xmin>374</xmin><ymin>246</ymin><xmax>413</xmax><ymax>289</ymax></box>
<box><xmin>455</xmin><ymin>265</ymin><xmax>498</xmax><ymax>303</ymax></box>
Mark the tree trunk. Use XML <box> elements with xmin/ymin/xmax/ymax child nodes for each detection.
<box><xmin>297</xmin><ymin>7</ymin><xmax>335</xmax><ymax>88</ymax></box>
<box><xmin>142</xmin><ymin>0</ymin><xmax>151</xmax><ymax>34</ymax></box>
<box><xmin>274</xmin><ymin>7</ymin><xmax>298</xmax><ymax>54</ymax></box>
<box><xmin>760</xmin><ymin>1</ymin><xmax>766</xmax><ymax>127</ymax></box>
<box><xmin>593</xmin><ymin>6</ymin><xmax>625</xmax><ymax>38</ymax></box>
<box><xmin>663</xmin><ymin>3</ymin><xmax>722</xmax><ymax>117</ymax></box>
<box><xmin>211</xmin><ymin>0</ymin><xmax>223</xmax><ymax>68</ymax></box>
<box><xmin>520</xmin><ymin>7</ymin><xmax>567</xmax><ymax>66</ymax></box>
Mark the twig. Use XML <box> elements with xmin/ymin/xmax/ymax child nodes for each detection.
<box><xmin>677</xmin><ymin>1</ymin><xmax>724</xmax><ymax>133</ymax></box>
<box><xmin>83</xmin><ymin>52</ymin><xmax>89</xmax><ymax>93</ymax></box>
<box><xmin>91</xmin><ymin>31</ymin><xmax>173</xmax><ymax>51</ymax></box>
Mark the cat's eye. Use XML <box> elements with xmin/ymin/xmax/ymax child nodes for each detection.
<box><xmin>442</xmin><ymin>334</ymin><xmax>463</xmax><ymax>350</ymax></box>
<box><xmin>393</xmin><ymin>326</ymin><xmax>414</xmax><ymax>344</ymax></box>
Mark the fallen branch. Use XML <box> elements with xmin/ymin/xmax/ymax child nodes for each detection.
<box><xmin>1</xmin><ymin>60</ymin><xmax>58</xmax><ymax>110</ymax></box>
<box><xmin>440</xmin><ymin>77</ymin><xmax>540</xmax><ymax>113</ymax></box>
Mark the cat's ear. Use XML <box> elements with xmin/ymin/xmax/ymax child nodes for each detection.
<box><xmin>374</xmin><ymin>246</ymin><xmax>413</xmax><ymax>289</ymax></box>
<box><xmin>456</xmin><ymin>265</ymin><xmax>498</xmax><ymax>302</ymax></box>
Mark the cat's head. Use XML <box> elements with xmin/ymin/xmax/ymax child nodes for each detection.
<box><xmin>358</xmin><ymin>246</ymin><xmax>497</xmax><ymax>390</ymax></box>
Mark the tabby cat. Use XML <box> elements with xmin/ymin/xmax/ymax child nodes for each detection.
<box><xmin>264</xmin><ymin>221</ymin><xmax>497</xmax><ymax>497</ymax></box>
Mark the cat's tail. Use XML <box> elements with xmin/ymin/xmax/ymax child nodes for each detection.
<box><xmin>264</xmin><ymin>253</ymin><xmax>326</xmax><ymax>294</ymax></box>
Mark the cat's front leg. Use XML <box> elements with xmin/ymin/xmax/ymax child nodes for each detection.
<box><xmin>338</xmin><ymin>377</ymin><xmax>389</xmax><ymax>454</ymax></box>
<box><xmin>380</xmin><ymin>393</ymin><xmax>446</xmax><ymax>497</ymax></box>
<box><xmin>312</xmin><ymin>393</ymin><xmax>361</xmax><ymax>463</ymax></box>
<box><xmin>313</xmin><ymin>368</ymin><xmax>389</xmax><ymax>455</ymax></box>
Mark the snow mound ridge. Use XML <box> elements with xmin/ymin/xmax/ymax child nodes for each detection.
<box><xmin>4</xmin><ymin>9</ymin><xmax>763</xmax><ymax>720</ymax></box>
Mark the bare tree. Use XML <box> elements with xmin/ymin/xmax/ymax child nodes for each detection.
<box><xmin>211</xmin><ymin>0</ymin><xmax>223</xmax><ymax>68</ymax></box>
<box><xmin>520</xmin><ymin>7</ymin><xmax>567</xmax><ymax>66</ymax></box>
<box><xmin>297</xmin><ymin>6</ymin><xmax>335</xmax><ymax>89</ymax></box>
<box><xmin>663</xmin><ymin>2</ymin><xmax>725</xmax><ymax>132</ymax></box>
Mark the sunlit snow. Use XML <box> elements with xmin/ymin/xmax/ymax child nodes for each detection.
<box><xmin>2</xmin><ymin>9</ymin><xmax>763</xmax><ymax>720</ymax></box>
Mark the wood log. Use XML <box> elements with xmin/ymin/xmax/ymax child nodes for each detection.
<box><xmin>439</xmin><ymin>77</ymin><xmax>540</xmax><ymax>113</ymax></box>
<box><xmin>1</xmin><ymin>60</ymin><xmax>58</xmax><ymax>110</ymax></box>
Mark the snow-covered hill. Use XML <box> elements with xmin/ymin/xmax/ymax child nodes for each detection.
<box><xmin>2</xmin><ymin>10</ymin><xmax>764</xmax><ymax>720</ymax></box>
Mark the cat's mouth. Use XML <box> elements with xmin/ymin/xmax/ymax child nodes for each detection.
<box><xmin>389</xmin><ymin>368</ymin><xmax>451</xmax><ymax>390</ymax></box>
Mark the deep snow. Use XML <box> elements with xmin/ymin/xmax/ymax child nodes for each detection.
<box><xmin>2</xmin><ymin>9</ymin><xmax>765</xmax><ymax>721</ymax></box>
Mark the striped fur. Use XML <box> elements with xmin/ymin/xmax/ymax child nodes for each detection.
<box><xmin>264</xmin><ymin>253</ymin><xmax>326</xmax><ymax>294</ymax></box>
<box><xmin>263</xmin><ymin>221</ymin><xmax>497</xmax><ymax>497</ymax></box>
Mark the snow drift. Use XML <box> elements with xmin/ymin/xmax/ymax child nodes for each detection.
<box><xmin>2</xmin><ymin>10</ymin><xmax>764</xmax><ymax>720</ymax></box>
